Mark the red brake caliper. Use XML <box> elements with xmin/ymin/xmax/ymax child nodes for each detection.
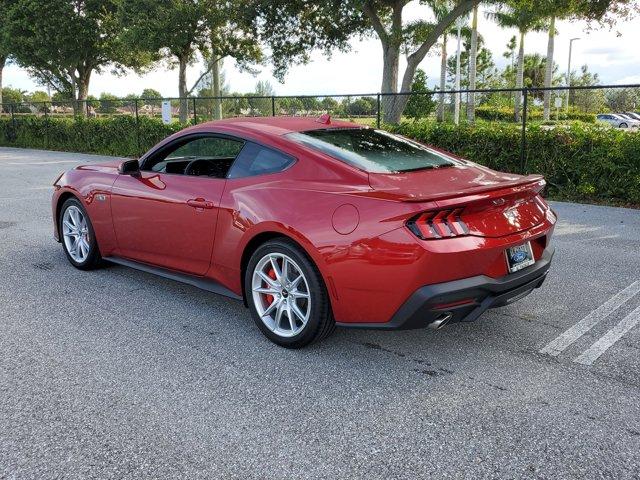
<box><xmin>265</xmin><ymin>268</ymin><xmax>276</xmax><ymax>305</ymax></box>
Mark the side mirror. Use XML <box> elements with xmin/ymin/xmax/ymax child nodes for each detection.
<box><xmin>118</xmin><ymin>159</ymin><xmax>140</xmax><ymax>177</ymax></box>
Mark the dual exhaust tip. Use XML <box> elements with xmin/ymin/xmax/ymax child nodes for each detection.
<box><xmin>429</xmin><ymin>312</ymin><xmax>453</xmax><ymax>330</ymax></box>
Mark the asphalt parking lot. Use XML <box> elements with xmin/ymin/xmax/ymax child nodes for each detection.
<box><xmin>1</xmin><ymin>146</ymin><xmax>639</xmax><ymax>479</ymax></box>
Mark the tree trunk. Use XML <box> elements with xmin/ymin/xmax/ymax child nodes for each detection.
<box><xmin>380</xmin><ymin>42</ymin><xmax>400</xmax><ymax>124</ymax></box>
<box><xmin>437</xmin><ymin>35</ymin><xmax>447</xmax><ymax>122</ymax></box>
<box><xmin>454</xmin><ymin>23</ymin><xmax>462</xmax><ymax>125</ymax></box>
<box><xmin>178</xmin><ymin>56</ymin><xmax>188</xmax><ymax>123</ymax></box>
<box><xmin>0</xmin><ymin>56</ymin><xmax>5</xmax><ymax>108</ymax></box>
<box><xmin>212</xmin><ymin>57</ymin><xmax>222</xmax><ymax>120</ymax></box>
<box><xmin>543</xmin><ymin>16</ymin><xmax>555</xmax><ymax>121</ymax></box>
<box><xmin>467</xmin><ymin>5</ymin><xmax>478</xmax><ymax>122</ymax></box>
<box><xmin>467</xmin><ymin>5</ymin><xmax>478</xmax><ymax>123</ymax></box>
<box><xmin>514</xmin><ymin>30</ymin><xmax>525</xmax><ymax>123</ymax></box>
<box><xmin>75</xmin><ymin>68</ymin><xmax>92</xmax><ymax>117</ymax></box>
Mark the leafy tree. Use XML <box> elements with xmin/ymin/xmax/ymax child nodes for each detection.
<box><xmin>487</xmin><ymin>2</ymin><xmax>546</xmax><ymax>122</ymax></box>
<box><xmin>247</xmin><ymin>80</ymin><xmax>274</xmax><ymax>116</ymax></box>
<box><xmin>446</xmin><ymin>32</ymin><xmax>496</xmax><ymax>89</ymax></box>
<box><xmin>301</xmin><ymin>97</ymin><xmax>321</xmax><ymax>113</ymax></box>
<box><xmin>570</xmin><ymin>66</ymin><xmax>606</xmax><ymax>112</ymax></box>
<box><xmin>503</xmin><ymin>35</ymin><xmax>517</xmax><ymax>69</ymax></box>
<box><xmin>120</xmin><ymin>0</ymin><xmax>262</xmax><ymax>123</ymax></box>
<box><xmin>277</xmin><ymin>97</ymin><xmax>304</xmax><ymax>115</ymax></box>
<box><xmin>344</xmin><ymin>96</ymin><xmax>377</xmax><ymax>116</ymax></box>
<box><xmin>537</xmin><ymin>0</ymin><xmax>640</xmax><ymax>120</ymax></box>
<box><xmin>86</xmin><ymin>95</ymin><xmax>100</xmax><ymax>112</ymax></box>
<box><xmin>98</xmin><ymin>92</ymin><xmax>122</xmax><ymax>114</ymax></box>
<box><xmin>0</xmin><ymin>0</ymin><xmax>11</xmax><ymax>107</ymax></box>
<box><xmin>26</xmin><ymin>90</ymin><xmax>49</xmax><ymax>102</ymax></box>
<box><xmin>321</xmin><ymin>97</ymin><xmax>340</xmax><ymax>114</ymax></box>
<box><xmin>141</xmin><ymin>88</ymin><xmax>162</xmax><ymax>101</ymax></box>
<box><xmin>26</xmin><ymin>90</ymin><xmax>50</xmax><ymax>112</ymax></box>
<box><xmin>140</xmin><ymin>88</ymin><xmax>163</xmax><ymax>115</ymax></box>
<box><xmin>223</xmin><ymin>93</ymin><xmax>250</xmax><ymax>117</ymax></box>
<box><xmin>405</xmin><ymin>70</ymin><xmax>436</xmax><ymax>121</ymax></box>
<box><xmin>253</xmin><ymin>0</ymin><xmax>483</xmax><ymax>124</ymax></box>
<box><xmin>1</xmin><ymin>87</ymin><xmax>25</xmax><ymax>105</ymax></box>
<box><xmin>196</xmin><ymin>70</ymin><xmax>230</xmax><ymax>119</ymax></box>
<box><xmin>604</xmin><ymin>87</ymin><xmax>639</xmax><ymax>112</ymax></box>
<box><xmin>4</xmin><ymin>0</ymin><xmax>148</xmax><ymax>115</ymax></box>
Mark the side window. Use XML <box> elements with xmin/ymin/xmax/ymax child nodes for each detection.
<box><xmin>227</xmin><ymin>142</ymin><xmax>295</xmax><ymax>179</ymax></box>
<box><xmin>145</xmin><ymin>136</ymin><xmax>244</xmax><ymax>178</ymax></box>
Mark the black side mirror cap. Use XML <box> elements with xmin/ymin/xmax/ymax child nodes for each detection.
<box><xmin>118</xmin><ymin>159</ymin><xmax>140</xmax><ymax>176</ymax></box>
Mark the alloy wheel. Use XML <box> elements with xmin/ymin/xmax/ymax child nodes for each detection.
<box><xmin>251</xmin><ymin>253</ymin><xmax>311</xmax><ymax>338</ymax></box>
<box><xmin>62</xmin><ymin>205</ymin><xmax>91</xmax><ymax>263</ymax></box>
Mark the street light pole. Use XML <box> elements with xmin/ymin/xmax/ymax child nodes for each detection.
<box><xmin>566</xmin><ymin>37</ymin><xmax>580</xmax><ymax>113</ymax></box>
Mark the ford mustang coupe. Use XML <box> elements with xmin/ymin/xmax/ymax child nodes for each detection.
<box><xmin>52</xmin><ymin>116</ymin><xmax>556</xmax><ymax>348</ymax></box>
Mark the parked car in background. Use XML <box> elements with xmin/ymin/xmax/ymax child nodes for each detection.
<box><xmin>596</xmin><ymin>113</ymin><xmax>640</xmax><ymax>129</ymax></box>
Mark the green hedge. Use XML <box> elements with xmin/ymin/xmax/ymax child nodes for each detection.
<box><xmin>0</xmin><ymin>116</ymin><xmax>185</xmax><ymax>157</ymax></box>
<box><xmin>1</xmin><ymin>115</ymin><xmax>638</xmax><ymax>205</ymax></box>
<box><xmin>390</xmin><ymin>121</ymin><xmax>640</xmax><ymax>205</ymax></box>
<box><xmin>475</xmin><ymin>106</ymin><xmax>596</xmax><ymax>124</ymax></box>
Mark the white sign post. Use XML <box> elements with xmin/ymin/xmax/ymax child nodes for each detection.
<box><xmin>554</xmin><ymin>96</ymin><xmax>563</xmax><ymax>121</ymax></box>
<box><xmin>161</xmin><ymin>101</ymin><xmax>172</xmax><ymax>125</ymax></box>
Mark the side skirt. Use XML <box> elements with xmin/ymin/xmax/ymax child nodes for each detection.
<box><xmin>104</xmin><ymin>256</ymin><xmax>243</xmax><ymax>301</ymax></box>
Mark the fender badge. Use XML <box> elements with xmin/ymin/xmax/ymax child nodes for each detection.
<box><xmin>96</xmin><ymin>194</ymin><xmax>107</xmax><ymax>202</ymax></box>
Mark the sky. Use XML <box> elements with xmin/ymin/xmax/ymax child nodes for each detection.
<box><xmin>3</xmin><ymin>3</ymin><xmax>640</xmax><ymax>98</ymax></box>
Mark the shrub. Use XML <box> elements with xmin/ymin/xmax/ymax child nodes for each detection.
<box><xmin>475</xmin><ymin>105</ymin><xmax>595</xmax><ymax>124</ymax></box>
<box><xmin>0</xmin><ymin>115</ymin><xmax>638</xmax><ymax>205</ymax></box>
<box><xmin>389</xmin><ymin>120</ymin><xmax>640</xmax><ymax>205</ymax></box>
<box><xmin>0</xmin><ymin>115</ymin><xmax>185</xmax><ymax>157</ymax></box>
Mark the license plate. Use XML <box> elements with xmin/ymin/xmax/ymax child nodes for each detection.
<box><xmin>506</xmin><ymin>242</ymin><xmax>535</xmax><ymax>273</ymax></box>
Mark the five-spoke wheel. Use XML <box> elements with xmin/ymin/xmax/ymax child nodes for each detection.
<box><xmin>62</xmin><ymin>205</ymin><xmax>91</xmax><ymax>263</ymax></box>
<box><xmin>252</xmin><ymin>253</ymin><xmax>311</xmax><ymax>338</ymax></box>
<box><xmin>246</xmin><ymin>239</ymin><xmax>335</xmax><ymax>348</ymax></box>
<box><xmin>59</xmin><ymin>198</ymin><xmax>102</xmax><ymax>270</ymax></box>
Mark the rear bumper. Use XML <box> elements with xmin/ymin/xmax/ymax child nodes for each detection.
<box><xmin>337</xmin><ymin>246</ymin><xmax>554</xmax><ymax>330</ymax></box>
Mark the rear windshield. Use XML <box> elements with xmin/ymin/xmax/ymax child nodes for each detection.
<box><xmin>286</xmin><ymin>128</ymin><xmax>456</xmax><ymax>173</ymax></box>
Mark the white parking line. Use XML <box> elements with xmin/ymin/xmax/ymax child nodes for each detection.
<box><xmin>574</xmin><ymin>305</ymin><xmax>640</xmax><ymax>365</ymax></box>
<box><xmin>540</xmin><ymin>281</ymin><xmax>640</xmax><ymax>356</ymax></box>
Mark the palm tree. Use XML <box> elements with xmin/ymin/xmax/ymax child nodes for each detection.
<box><xmin>542</xmin><ymin>15</ymin><xmax>556</xmax><ymax>120</ymax></box>
<box><xmin>487</xmin><ymin>4</ymin><xmax>545</xmax><ymax>122</ymax></box>
<box><xmin>433</xmin><ymin>0</ymin><xmax>456</xmax><ymax>122</ymax></box>
<box><xmin>453</xmin><ymin>14</ymin><xmax>469</xmax><ymax>125</ymax></box>
<box><xmin>541</xmin><ymin>2</ymin><xmax>575</xmax><ymax>120</ymax></box>
<box><xmin>467</xmin><ymin>4</ymin><xmax>479</xmax><ymax>122</ymax></box>
<box><xmin>437</xmin><ymin>32</ymin><xmax>448</xmax><ymax>122</ymax></box>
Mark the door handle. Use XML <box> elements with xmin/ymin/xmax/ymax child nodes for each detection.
<box><xmin>187</xmin><ymin>198</ymin><xmax>215</xmax><ymax>209</ymax></box>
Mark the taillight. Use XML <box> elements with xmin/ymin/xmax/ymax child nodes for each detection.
<box><xmin>406</xmin><ymin>208</ymin><xmax>469</xmax><ymax>240</ymax></box>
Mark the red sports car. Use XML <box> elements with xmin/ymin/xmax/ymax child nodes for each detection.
<box><xmin>52</xmin><ymin>116</ymin><xmax>556</xmax><ymax>348</ymax></box>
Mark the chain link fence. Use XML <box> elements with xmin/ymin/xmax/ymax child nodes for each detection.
<box><xmin>1</xmin><ymin>84</ymin><xmax>639</xmax><ymax>162</ymax></box>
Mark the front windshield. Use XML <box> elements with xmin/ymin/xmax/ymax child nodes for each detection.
<box><xmin>286</xmin><ymin>128</ymin><xmax>457</xmax><ymax>173</ymax></box>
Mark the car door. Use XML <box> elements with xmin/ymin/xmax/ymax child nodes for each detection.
<box><xmin>110</xmin><ymin>134</ymin><xmax>245</xmax><ymax>276</ymax></box>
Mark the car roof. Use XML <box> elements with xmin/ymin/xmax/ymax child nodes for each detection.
<box><xmin>191</xmin><ymin>116</ymin><xmax>365</xmax><ymax>136</ymax></box>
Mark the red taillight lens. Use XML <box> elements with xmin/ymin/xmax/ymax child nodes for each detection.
<box><xmin>406</xmin><ymin>208</ymin><xmax>469</xmax><ymax>240</ymax></box>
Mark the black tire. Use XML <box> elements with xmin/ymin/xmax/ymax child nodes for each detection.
<box><xmin>245</xmin><ymin>238</ymin><xmax>335</xmax><ymax>348</ymax></box>
<box><xmin>58</xmin><ymin>197</ymin><xmax>103</xmax><ymax>270</ymax></box>
<box><xmin>620</xmin><ymin>122</ymin><xmax>628</xmax><ymax>128</ymax></box>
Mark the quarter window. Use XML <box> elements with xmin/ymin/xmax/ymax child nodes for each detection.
<box><xmin>227</xmin><ymin>143</ymin><xmax>295</xmax><ymax>178</ymax></box>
